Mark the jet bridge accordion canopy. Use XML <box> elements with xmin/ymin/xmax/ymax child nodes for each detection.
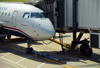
<box><xmin>24</xmin><ymin>0</ymin><xmax>64</xmax><ymax>29</ymax></box>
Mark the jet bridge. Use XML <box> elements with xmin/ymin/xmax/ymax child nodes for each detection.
<box><xmin>24</xmin><ymin>0</ymin><xmax>93</xmax><ymax>56</ymax></box>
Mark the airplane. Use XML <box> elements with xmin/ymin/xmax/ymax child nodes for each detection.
<box><xmin>0</xmin><ymin>3</ymin><xmax>55</xmax><ymax>53</ymax></box>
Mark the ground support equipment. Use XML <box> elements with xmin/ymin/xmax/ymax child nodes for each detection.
<box><xmin>25</xmin><ymin>47</ymin><xmax>59</xmax><ymax>61</ymax></box>
<box><xmin>50</xmin><ymin>32</ymin><xmax>93</xmax><ymax>56</ymax></box>
<box><xmin>31</xmin><ymin>50</ymin><xmax>59</xmax><ymax>61</ymax></box>
<box><xmin>71</xmin><ymin>39</ymin><xmax>92</xmax><ymax>56</ymax></box>
<box><xmin>25</xmin><ymin>39</ymin><xmax>59</xmax><ymax>61</ymax></box>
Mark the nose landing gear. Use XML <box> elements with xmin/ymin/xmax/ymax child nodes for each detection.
<box><xmin>0</xmin><ymin>24</ymin><xmax>6</xmax><ymax>43</ymax></box>
<box><xmin>25</xmin><ymin>39</ymin><xmax>33</xmax><ymax>54</ymax></box>
<box><xmin>24</xmin><ymin>39</ymin><xmax>60</xmax><ymax>61</ymax></box>
<box><xmin>25</xmin><ymin>48</ymin><xmax>33</xmax><ymax>54</ymax></box>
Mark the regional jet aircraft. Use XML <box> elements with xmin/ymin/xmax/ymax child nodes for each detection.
<box><xmin>0</xmin><ymin>3</ymin><xmax>55</xmax><ymax>53</ymax></box>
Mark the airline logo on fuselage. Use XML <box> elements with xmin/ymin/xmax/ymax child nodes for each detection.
<box><xmin>0</xmin><ymin>7</ymin><xmax>7</xmax><ymax>10</ymax></box>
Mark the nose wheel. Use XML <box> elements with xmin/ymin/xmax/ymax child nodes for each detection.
<box><xmin>25</xmin><ymin>48</ymin><xmax>33</xmax><ymax>54</ymax></box>
<box><xmin>25</xmin><ymin>39</ymin><xmax>33</xmax><ymax>54</ymax></box>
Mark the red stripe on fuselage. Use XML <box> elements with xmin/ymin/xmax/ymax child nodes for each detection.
<box><xmin>3</xmin><ymin>26</ymin><xmax>35</xmax><ymax>40</ymax></box>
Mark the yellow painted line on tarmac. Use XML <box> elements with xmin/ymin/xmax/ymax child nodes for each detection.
<box><xmin>3</xmin><ymin>44</ymin><xmax>24</xmax><ymax>53</ymax></box>
<box><xmin>63</xmin><ymin>66</ymin><xmax>80</xmax><ymax>68</ymax></box>
<box><xmin>2</xmin><ymin>44</ymin><xmax>79</xmax><ymax>68</ymax></box>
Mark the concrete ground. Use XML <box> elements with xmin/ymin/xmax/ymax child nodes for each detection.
<box><xmin>0</xmin><ymin>1</ymin><xmax>100</xmax><ymax>68</ymax></box>
<box><xmin>0</xmin><ymin>33</ymin><xmax>100</xmax><ymax>68</ymax></box>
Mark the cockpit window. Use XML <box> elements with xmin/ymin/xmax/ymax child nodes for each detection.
<box><xmin>31</xmin><ymin>13</ymin><xmax>41</xmax><ymax>18</ymax></box>
<box><xmin>23</xmin><ymin>13</ymin><xmax>29</xmax><ymax>18</ymax></box>
<box><xmin>31</xmin><ymin>13</ymin><xmax>46</xmax><ymax>18</ymax></box>
<box><xmin>40</xmin><ymin>13</ymin><xmax>45</xmax><ymax>18</ymax></box>
<box><xmin>23</xmin><ymin>12</ymin><xmax>46</xmax><ymax>18</ymax></box>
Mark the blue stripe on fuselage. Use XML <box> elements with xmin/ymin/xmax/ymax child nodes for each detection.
<box><xmin>4</xmin><ymin>28</ymin><xmax>29</xmax><ymax>39</ymax></box>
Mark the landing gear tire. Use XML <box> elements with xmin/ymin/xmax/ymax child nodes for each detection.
<box><xmin>80</xmin><ymin>45</ymin><xmax>92</xmax><ymax>56</ymax></box>
<box><xmin>80</xmin><ymin>45</ymin><xmax>84</xmax><ymax>54</ymax></box>
<box><xmin>7</xmin><ymin>34</ymin><xmax>11</xmax><ymax>39</ymax></box>
<box><xmin>0</xmin><ymin>36</ymin><xmax>5</xmax><ymax>43</ymax></box>
<box><xmin>25</xmin><ymin>48</ymin><xmax>33</xmax><ymax>54</ymax></box>
<box><xmin>0</xmin><ymin>24</ymin><xmax>3</xmax><ymax>29</ymax></box>
<box><xmin>28</xmin><ymin>47</ymin><xmax>33</xmax><ymax>53</ymax></box>
<box><xmin>0</xmin><ymin>24</ymin><xmax>5</xmax><ymax>43</ymax></box>
<box><xmin>83</xmin><ymin>48</ymin><xmax>92</xmax><ymax>56</ymax></box>
<box><xmin>25</xmin><ymin>48</ymin><xmax>29</xmax><ymax>54</ymax></box>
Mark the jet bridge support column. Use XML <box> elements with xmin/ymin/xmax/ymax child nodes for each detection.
<box><xmin>71</xmin><ymin>0</ymin><xmax>77</xmax><ymax>50</ymax></box>
<box><xmin>57</xmin><ymin>0</ymin><xmax>64</xmax><ymax>28</ymax></box>
<box><xmin>72</xmin><ymin>0</ymin><xmax>77</xmax><ymax>41</ymax></box>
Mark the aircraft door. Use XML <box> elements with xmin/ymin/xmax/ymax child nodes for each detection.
<box><xmin>12</xmin><ymin>11</ymin><xmax>18</xmax><ymax>27</ymax></box>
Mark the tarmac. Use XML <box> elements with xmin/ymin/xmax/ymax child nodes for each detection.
<box><xmin>0</xmin><ymin>33</ymin><xmax>100</xmax><ymax>68</ymax></box>
<box><xmin>0</xmin><ymin>2</ymin><xmax>100</xmax><ymax>68</ymax></box>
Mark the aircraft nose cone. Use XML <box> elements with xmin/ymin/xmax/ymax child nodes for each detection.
<box><xmin>42</xmin><ymin>26</ymin><xmax>55</xmax><ymax>39</ymax></box>
<box><xmin>40</xmin><ymin>19</ymin><xmax>55</xmax><ymax>40</ymax></box>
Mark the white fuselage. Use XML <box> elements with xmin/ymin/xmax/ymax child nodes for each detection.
<box><xmin>0</xmin><ymin>3</ymin><xmax>55</xmax><ymax>40</ymax></box>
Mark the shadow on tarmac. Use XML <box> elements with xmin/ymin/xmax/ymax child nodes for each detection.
<box><xmin>0</xmin><ymin>40</ymin><xmax>100</xmax><ymax>65</ymax></box>
<box><xmin>54</xmin><ymin>35</ymin><xmax>71</xmax><ymax>39</ymax></box>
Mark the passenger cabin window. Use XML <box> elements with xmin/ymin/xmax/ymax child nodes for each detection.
<box><xmin>5</xmin><ymin>13</ymin><xmax>7</xmax><ymax>16</ymax></box>
<box><xmin>2</xmin><ymin>12</ymin><xmax>4</xmax><ymax>15</ymax></box>
<box><xmin>31</xmin><ymin>13</ymin><xmax>46</xmax><ymax>18</ymax></box>
<box><xmin>23</xmin><ymin>13</ymin><xmax>29</xmax><ymax>18</ymax></box>
<box><xmin>8</xmin><ymin>13</ymin><xmax>10</xmax><ymax>16</ymax></box>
